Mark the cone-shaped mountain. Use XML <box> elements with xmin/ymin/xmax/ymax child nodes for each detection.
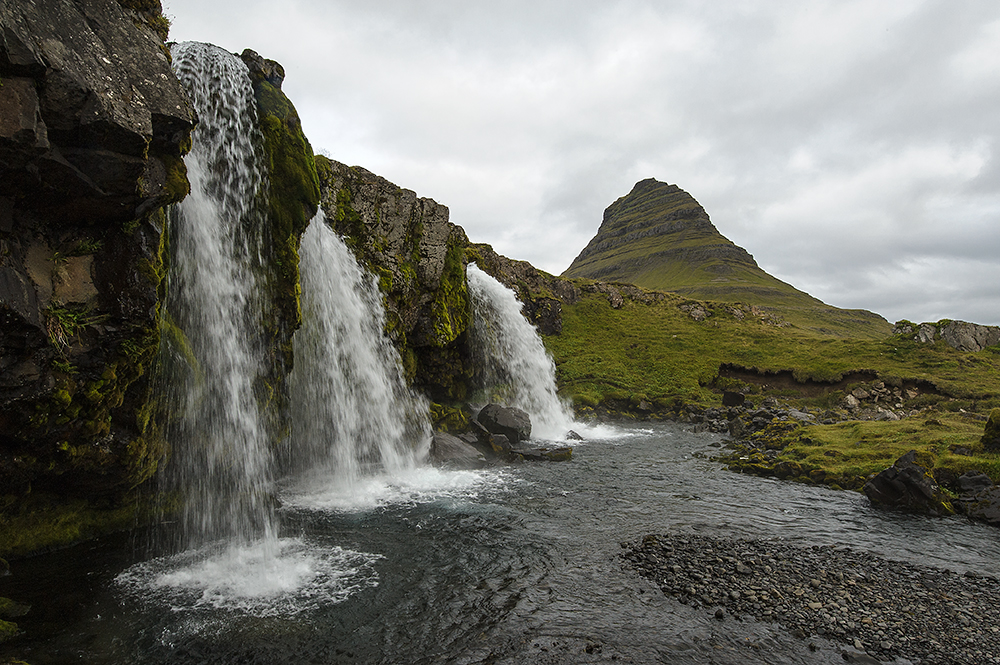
<box><xmin>563</xmin><ymin>178</ymin><xmax>823</xmax><ymax>307</ymax></box>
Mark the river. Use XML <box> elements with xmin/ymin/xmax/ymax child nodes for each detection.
<box><xmin>4</xmin><ymin>421</ymin><xmax>1000</xmax><ymax>664</ymax></box>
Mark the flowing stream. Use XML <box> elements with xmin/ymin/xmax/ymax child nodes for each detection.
<box><xmin>5</xmin><ymin>423</ymin><xmax>1000</xmax><ymax>664</ymax></box>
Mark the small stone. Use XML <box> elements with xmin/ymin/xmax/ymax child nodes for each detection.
<box><xmin>715</xmin><ymin>608</ymin><xmax>725</xmax><ymax>620</ymax></box>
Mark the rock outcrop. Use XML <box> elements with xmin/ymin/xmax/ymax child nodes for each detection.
<box><xmin>894</xmin><ymin>320</ymin><xmax>1000</xmax><ymax>353</ymax></box>
<box><xmin>0</xmin><ymin>0</ymin><xmax>194</xmax><ymax>531</ymax></box>
<box><xmin>316</xmin><ymin>157</ymin><xmax>474</xmax><ymax>401</ymax></box>
<box><xmin>428</xmin><ymin>431</ymin><xmax>486</xmax><ymax>469</ymax></box>
<box><xmin>983</xmin><ymin>408</ymin><xmax>1000</xmax><ymax>452</ymax></box>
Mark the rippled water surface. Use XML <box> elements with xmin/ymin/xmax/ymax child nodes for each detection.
<box><xmin>5</xmin><ymin>423</ymin><xmax>1000</xmax><ymax>664</ymax></box>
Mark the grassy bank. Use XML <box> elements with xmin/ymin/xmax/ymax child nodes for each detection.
<box><xmin>542</xmin><ymin>287</ymin><xmax>1000</xmax><ymax>489</ymax></box>
<box><xmin>545</xmin><ymin>290</ymin><xmax>1000</xmax><ymax>413</ymax></box>
<box><xmin>719</xmin><ymin>411</ymin><xmax>999</xmax><ymax>489</ymax></box>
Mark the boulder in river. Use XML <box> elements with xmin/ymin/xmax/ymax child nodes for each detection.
<box><xmin>962</xmin><ymin>487</ymin><xmax>1000</xmax><ymax>526</ymax></box>
<box><xmin>428</xmin><ymin>432</ymin><xmax>487</xmax><ymax>469</ymax></box>
<box><xmin>476</xmin><ymin>403</ymin><xmax>531</xmax><ymax>443</ymax></box>
<box><xmin>863</xmin><ymin>450</ymin><xmax>955</xmax><ymax>516</ymax></box>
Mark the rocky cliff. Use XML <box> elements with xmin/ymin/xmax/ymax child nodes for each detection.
<box><xmin>316</xmin><ymin>157</ymin><xmax>586</xmax><ymax>402</ymax></box>
<box><xmin>894</xmin><ymin>320</ymin><xmax>1000</xmax><ymax>353</ymax></box>
<box><xmin>0</xmin><ymin>0</ymin><xmax>194</xmax><ymax>546</ymax></box>
<box><xmin>0</xmin><ymin>2</ymin><xmax>325</xmax><ymax>556</ymax></box>
<box><xmin>316</xmin><ymin>157</ymin><xmax>473</xmax><ymax>400</ymax></box>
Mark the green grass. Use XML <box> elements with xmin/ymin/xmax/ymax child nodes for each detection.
<box><xmin>544</xmin><ymin>291</ymin><xmax>1000</xmax><ymax>412</ymax></box>
<box><xmin>785</xmin><ymin>414</ymin><xmax>999</xmax><ymax>481</ymax></box>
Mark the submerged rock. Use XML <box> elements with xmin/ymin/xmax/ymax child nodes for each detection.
<box><xmin>428</xmin><ymin>432</ymin><xmax>486</xmax><ymax>469</ymax></box>
<box><xmin>863</xmin><ymin>450</ymin><xmax>954</xmax><ymax>516</ymax></box>
<box><xmin>513</xmin><ymin>446</ymin><xmax>572</xmax><ymax>462</ymax></box>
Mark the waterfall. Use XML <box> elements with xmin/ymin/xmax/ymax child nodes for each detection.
<box><xmin>287</xmin><ymin>213</ymin><xmax>429</xmax><ymax>486</ymax></box>
<box><xmin>161</xmin><ymin>42</ymin><xmax>276</xmax><ymax>550</ymax></box>
<box><xmin>466</xmin><ymin>264</ymin><xmax>575</xmax><ymax>440</ymax></box>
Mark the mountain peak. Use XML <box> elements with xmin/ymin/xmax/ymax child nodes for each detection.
<box><xmin>562</xmin><ymin>180</ymin><xmax>817</xmax><ymax>307</ymax></box>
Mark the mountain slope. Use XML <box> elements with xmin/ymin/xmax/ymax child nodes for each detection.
<box><xmin>563</xmin><ymin>178</ymin><xmax>889</xmax><ymax>338</ymax></box>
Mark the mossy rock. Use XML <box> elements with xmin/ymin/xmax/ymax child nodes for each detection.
<box><xmin>0</xmin><ymin>618</ymin><xmax>19</xmax><ymax>643</ymax></box>
<box><xmin>983</xmin><ymin>408</ymin><xmax>1000</xmax><ymax>451</ymax></box>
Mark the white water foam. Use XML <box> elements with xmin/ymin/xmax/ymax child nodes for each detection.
<box><xmin>281</xmin><ymin>466</ymin><xmax>512</xmax><ymax>513</ymax></box>
<box><xmin>116</xmin><ymin>539</ymin><xmax>380</xmax><ymax>617</ymax></box>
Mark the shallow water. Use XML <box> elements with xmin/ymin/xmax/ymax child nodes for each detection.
<box><xmin>4</xmin><ymin>422</ymin><xmax>1000</xmax><ymax>664</ymax></box>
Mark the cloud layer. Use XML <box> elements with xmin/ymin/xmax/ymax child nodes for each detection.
<box><xmin>164</xmin><ymin>0</ymin><xmax>1000</xmax><ymax>325</ymax></box>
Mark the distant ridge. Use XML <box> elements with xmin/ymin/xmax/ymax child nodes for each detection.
<box><xmin>562</xmin><ymin>178</ymin><xmax>889</xmax><ymax>338</ymax></box>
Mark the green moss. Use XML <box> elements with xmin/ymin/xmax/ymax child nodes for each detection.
<box><xmin>723</xmin><ymin>413</ymin><xmax>1000</xmax><ymax>491</ymax></box>
<box><xmin>428</xmin><ymin>239</ymin><xmax>471</xmax><ymax>346</ymax></box>
<box><xmin>116</xmin><ymin>0</ymin><xmax>171</xmax><ymax>41</ymax></box>
<box><xmin>429</xmin><ymin>403</ymin><xmax>470</xmax><ymax>432</ymax></box>
<box><xmin>161</xmin><ymin>152</ymin><xmax>190</xmax><ymax>203</ymax></box>
<box><xmin>0</xmin><ymin>618</ymin><xmax>18</xmax><ymax>643</ymax></box>
<box><xmin>0</xmin><ymin>494</ymin><xmax>148</xmax><ymax>559</ymax></box>
<box><xmin>546</xmin><ymin>290</ymin><xmax>1000</xmax><ymax>413</ymax></box>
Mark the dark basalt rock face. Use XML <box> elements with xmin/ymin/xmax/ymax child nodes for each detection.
<box><xmin>0</xmin><ymin>0</ymin><xmax>195</xmax><ymax>554</ymax></box>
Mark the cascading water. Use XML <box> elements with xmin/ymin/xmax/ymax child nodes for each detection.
<box><xmin>161</xmin><ymin>41</ymin><xmax>276</xmax><ymax>551</ymax></box>
<box><xmin>467</xmin><ymin>263</ymin><xmax>575</xmax><ymax>440</ymax></box>
<box><xmin>287</xmin><ymin>212</ymin><xmax>430</xmax><ymax>488</ymax></box>
<box><xmin>134</xmin><ymin>42</ymin><xmax>438</xmax><ymax>612</ymax></box>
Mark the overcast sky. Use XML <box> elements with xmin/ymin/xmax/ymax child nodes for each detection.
<box><xmin>163</xmin><ymin>0</ymin><xmax>1000</xmax><ymax>326</ymax></box>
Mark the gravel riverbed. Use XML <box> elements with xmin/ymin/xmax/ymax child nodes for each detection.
<box><xmin>623</xmin><ymin>533</ymin><xmax>1000</xmax><ymax>664</ymax></box>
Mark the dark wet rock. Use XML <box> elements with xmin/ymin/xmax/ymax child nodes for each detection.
<box><xmin>863</xmin><ymin>450</ymin><xmax>954</xmax><ymax>516</ymax></box>
<box><xmin>0</xmin><ymin>0</ymin><xmax>195</xmax><ymax>525</ymax></box>
<box><xmin>722</xmin><ymin>391</ymin><xmax>745</xmax><ymax>407</ymax></box>
<box><xmin>623</xmin><ymin>532</ymin><xmax>1000</xmax><ymax>665</ymax></box>
<box><xmin>468</xmin><ymin>420</ymin><xmax>512</xmax><ymax>458</ymax></box>
<box><xmin>962</xmin><ymin>487</ymin><xmax>1000</xmax><ymax>526</ymax></box>
<box><xmin>428</xmin><ymin>431</ymin><xmax>486</xmax><ymax>469</ymax></box>
<box><xmin>958</xmin><ymin>470</ymin><xmax>994</xmax><ymax>495</ymax></box>
<box><xmin>566</xmin><ymin>430</ymin><xmax>584</xmax><ymax>441</ymax></box>
<box><xmin>476</xmin><ymin>403</ymin><xmax>531</xmax><ymax>443</ymax></box>
<box><xmin>514</xmin><ymin>446</ymin><xmax>572</xmax><ymax>462</ymax></box>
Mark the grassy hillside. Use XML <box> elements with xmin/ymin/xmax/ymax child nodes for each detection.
<box><xmin>545</xmin><ymin>288</ymin><xmax>1000</xmax><ymax>413</ymax></box>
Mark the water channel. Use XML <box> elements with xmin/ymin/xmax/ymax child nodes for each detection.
<box><xmin>5</xmin><ymin>422</ymin><xmax>1000</xmax><ymax>664</ymax></box>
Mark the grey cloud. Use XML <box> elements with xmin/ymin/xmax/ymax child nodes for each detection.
<box><xmin>164</xmin><ymin>0</ymin><xmax>1000</xmax><ymax>326</ymax></box>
